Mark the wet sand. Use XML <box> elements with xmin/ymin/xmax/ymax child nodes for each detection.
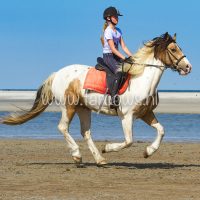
<box><xmin>0</xmin><ymin>139</ymin><xmax>200</xmax><ymax>200</ymax></box>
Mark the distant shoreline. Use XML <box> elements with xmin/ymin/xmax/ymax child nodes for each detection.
<box><xmin>0</xmin><ymin>90</ymin><xmax>200</xmax><ymax>113</ymax></box>
<box><xmin>1</xmin><ymin>89</ymin><xmax>200</xmax><ymax>92</ymax></box>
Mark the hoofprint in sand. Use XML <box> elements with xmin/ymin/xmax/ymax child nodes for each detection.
<box><xmin>0</xmin><ymin>139</ymin><xmax>199</xmax><ymax>200</ymax></box>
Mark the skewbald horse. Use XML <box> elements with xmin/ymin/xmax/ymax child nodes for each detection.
<box><xmin>1</xmin><ymin>32</ymin><xmax>192</xmax><ymax>166</ymax></box>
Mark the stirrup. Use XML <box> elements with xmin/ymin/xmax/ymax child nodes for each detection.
<box><xmin>110</xmin><ymin>104</ymin><xmax>119</xmax><ymax>109</ymax></box>
<box><xmin>110</xmin><ymin>95</ymin><xmax>120</xmax><ymax>109</ymax></box>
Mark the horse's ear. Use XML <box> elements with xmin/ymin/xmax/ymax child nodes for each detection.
<box><xmin>173</xmin><ymin>33</ymin><xmax>177</xmax><ymax>41</ymax></box>
<box><xmin>164</xmin><ymin>32</ymin><xmax>169</xmax><ymax>40</ymax></box>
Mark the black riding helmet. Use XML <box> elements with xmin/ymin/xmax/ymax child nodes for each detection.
<box><xmin>103</xmin><ymin>6</ymin><xmax>123</xmax><ymax>20</ymax></box>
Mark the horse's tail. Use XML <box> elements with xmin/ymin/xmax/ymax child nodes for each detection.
<box><xmin>1</xmin><ymin>73</ymin><xmax>56</xmax><ymax>125</ymax></box>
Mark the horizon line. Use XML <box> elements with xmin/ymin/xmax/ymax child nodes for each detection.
<box><xmin>0</xmin><ymin>89</ymin><xmax>200</xmax><ymax>92</ymax></box>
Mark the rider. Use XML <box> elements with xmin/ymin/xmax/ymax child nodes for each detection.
<box><xmin>101</xmin><ymin>6</ymin><xmax>132</xmax><ymax>108</ymax></box>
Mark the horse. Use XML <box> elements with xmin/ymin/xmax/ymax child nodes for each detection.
<box><xmin>1</xmin><ymin>32</ymin><xmax>192</xmax><ymax>166</ymax></box>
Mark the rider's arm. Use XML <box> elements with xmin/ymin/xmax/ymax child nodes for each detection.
<box><xmin>120</xmin><ymin>37</ymin><xmax>132</xmax><ymax>57</ymax></box>
<box><xmin>108</xmin><ymin>39</ymin><xmax>125</xmax><ymax>60</ymax></box>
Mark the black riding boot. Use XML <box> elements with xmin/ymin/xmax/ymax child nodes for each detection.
<box><xmin>110</xmin><ymin>72</ymin><xmax>123</xmax><ymax>109</ymax></box>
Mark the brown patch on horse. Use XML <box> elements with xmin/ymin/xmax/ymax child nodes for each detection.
<box><xmin>141</xmin><ymin>110</ymin><xmax>158</xmax><ymax>126</ymax></box>
<box><xmin>64</xmin><ymin>79</ymin><xmax>85</xmax><ymax>123</ymax></box>
<box><xmin>133</xmin><ymin>92</ymin><xmax>159</xmax><ymax>119</ymax></box>
<box><xmin>145</xmin><ymin>32</ymin><xmax>176</xmax><ymax>66</ymax></box>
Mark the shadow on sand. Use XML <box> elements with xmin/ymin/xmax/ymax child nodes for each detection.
<box><xmin>24</xmin><ymin>161</ymin><xmax>200</xmax><ymax>169</ymax></box>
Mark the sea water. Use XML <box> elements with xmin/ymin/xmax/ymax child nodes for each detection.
<box><xmin>0</xmin><ymin>112</ymin><xmax>200</xmax><ymax>142</ymax></box>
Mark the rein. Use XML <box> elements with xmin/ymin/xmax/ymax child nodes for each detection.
<box><xmin>132</xmin><ymin>62</ymin><xmax>165</xmax><ymax>69</ymax></box>
<box><xmin>122</xmin><ymin>61</ymin><xmax>166</xmax><ymax>74</ymax></box>
<box><xmin>123</xmin><ymin>49</ymin><xmax>187</xmax><ymax>74</ymax></box>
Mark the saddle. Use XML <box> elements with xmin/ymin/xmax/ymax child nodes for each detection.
<box><xmin>83</xmin><ymin>57</ymin><xmax>130</xmax><ymax>95</ymax></box>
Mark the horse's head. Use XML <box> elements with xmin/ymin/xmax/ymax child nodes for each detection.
<box><xmin>147</xmin><ymin>32</ymin><xmax>192</xmax><ymax>75</ymax></box>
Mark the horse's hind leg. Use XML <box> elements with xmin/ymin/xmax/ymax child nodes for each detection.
<box><xmin>76</xmin><ymin>106</ymin><xmax>107</xmax><ymax>166</ymax></box>
<box><xmin>58</xmin><ymin>106</ymin><xmax>82</xmax><ymax>165</ymax></box>
<box><xmin>141</xmin><ymin>110</ymin><xmax>165</xmax><ymax>158</ymax></box>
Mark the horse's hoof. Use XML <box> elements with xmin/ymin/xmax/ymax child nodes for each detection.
<box><xmin>76</xmin><ymin>163</ymin><xmax>86</xmax><ymax>168</ymax></box>
<box><xmin>102</xmin><ymin>145</ymin><xmax>107</xmax><ymax>154</ymax></box>
<box><xmin>97</xmin><ymin>160</ymin><xmax>108</xmax><ymax>168</ymax></box>
<box><xmin>102</xmin><ymin>149</ymin><xmax>106</xmax><ymax>154</ymax></box>
<box><xmin>72</xmin><ymin>156</ymin><xmax>85</xmax><ymax>168</ymax></box>
<box><xmin>72</xmin><ymin>156</ymin><xmax>82</xmax><ymax>164</ymax></box>
<box><xmin>97</xmin><ymin>164</ymin><xmax>108</xmax><ymax>168</ymax></box>
<box><xmin>143</xmin><ymin>150</ymin><xmax>149</xmax><ymax>158</ymax></box>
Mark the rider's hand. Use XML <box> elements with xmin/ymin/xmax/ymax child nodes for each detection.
<box><xmin>124</xmin><ymin>56</ymin><xmax>134</xmax><ymax>64</ymax></box>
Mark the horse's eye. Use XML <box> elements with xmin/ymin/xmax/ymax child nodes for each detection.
<box><xmin>171</xmin><ymin>48</ymin><xmax>176</xmax><ymax>53</ymax></box>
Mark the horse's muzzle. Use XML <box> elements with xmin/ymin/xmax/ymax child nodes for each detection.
<box><xmin>179</xmin><ymin>64</ymin><xmax>192</xmax><ymax>75</ymax></box>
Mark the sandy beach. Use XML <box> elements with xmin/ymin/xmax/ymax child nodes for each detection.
<box><xmin>0</xmin><ymin>91</ymin><xmax>200</xmax><ymax>113</ymax></box>
<box><xmin>0</xmin><ymin>139</ymin><xmax>199</xmax><ymax>200</ymax></box>
<box><xmin>0</xmin><ymin>91</ymin><xmax>200</xmax><ymax>199</ymax></box>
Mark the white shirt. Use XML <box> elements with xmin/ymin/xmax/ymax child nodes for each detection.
<box><xmin>103</xmin><ymin>26</ymin><xmax>122</xmax><ymax>54</ymax></box>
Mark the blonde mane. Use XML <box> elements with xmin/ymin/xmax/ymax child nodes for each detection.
<box><xmin>121</xmin><ymin>33</ymin><xmax>178</xmax><ymax>76</ymax></box>
<box><xmin>121</xmin><ymin>41</ymin><xmax>155</xmax><ymax>76</ymax></box>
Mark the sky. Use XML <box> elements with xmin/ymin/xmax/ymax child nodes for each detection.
<box><xmin>0</xmin><ymin>0</ymin><xmax>199</xmax><ymax>90</ymax></box>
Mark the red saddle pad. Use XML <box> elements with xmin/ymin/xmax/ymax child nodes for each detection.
<box><xmin>83</xmin><ymin>68</ymin><xmax>130</xmax><ymax>95</ymax></box>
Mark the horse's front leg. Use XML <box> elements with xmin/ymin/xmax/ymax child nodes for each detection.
<box><xmin>141</xmin><ymin>111</ymin><xmax>165</xmax><ymax>158</ymax></box>
<box><xmin>102</xmin><ymin>114</ymin><xmax>133</xmax><ymax>153</ymax></box>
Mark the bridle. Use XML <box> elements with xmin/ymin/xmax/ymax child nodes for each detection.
<box><xmin>123</xmin><ymin>43</ymin><xmax>187</xmax><ymax>73</ymax></box>
<box><xmin>166</xmin><ymin>47</ymin><xmax>186</xmax><ymax>71</ymax></box>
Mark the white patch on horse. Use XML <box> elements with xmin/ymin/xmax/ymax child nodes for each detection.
<box><xmin>145</xmin><ymin>123</ymin><xmax>165</xmax><ymax>157</ymax></box>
